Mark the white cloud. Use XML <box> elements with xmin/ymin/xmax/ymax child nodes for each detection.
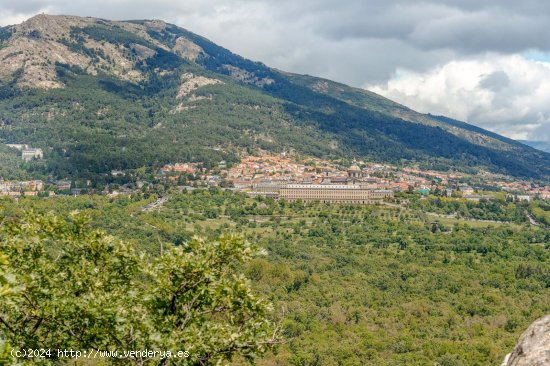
<box><xmin>367</xmin><ymin>55</ymin><xmax>550</xmax><ymax>141</ymax></box>
<box><xmin>0</xmin><ymin>9</ymin><xmax>44</xmax><ymax>26</ymax></box>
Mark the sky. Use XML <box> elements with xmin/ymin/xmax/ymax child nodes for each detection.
<box><xmin>1</xmin><ymin>0</ymin><xmax>550</xmax><ymax>141</ymax></box>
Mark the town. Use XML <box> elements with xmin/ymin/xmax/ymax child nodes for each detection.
<box><xmin>1</xmin><ymin>150</ymin><xmax>549</xmax><ymax>203</ymax></box>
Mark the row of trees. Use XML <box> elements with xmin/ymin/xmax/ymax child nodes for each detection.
<box><xmin>408</xmin><ymin>196</ymin><xmax>529</xmax><ymax>223</ymax></box>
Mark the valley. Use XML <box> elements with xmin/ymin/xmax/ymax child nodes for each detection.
<box><xmin>1</xmin><ymin>189</ymin><xmax>548</xmax><ymax>365</ymax></box>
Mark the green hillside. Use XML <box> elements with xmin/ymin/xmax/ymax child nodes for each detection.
<box><xmin>1</xmin><ymin>190</ymin><xmax>549</xmax><ymax>365</ymax></box>
<box><xmin>0</xmin><ymin>15</ymin><xmax>548</xmax><ymax>180</ymax></box>
<box><xmin>0</xmin><ymin>145</ymin><xmax>28</xmax><ymax>179</ymax></box>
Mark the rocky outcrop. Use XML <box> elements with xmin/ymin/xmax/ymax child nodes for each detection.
<box><xmin>176</xmin><ymin>72</ymin><xmax>223</xmax><ymax>99</ymax></box>
<box><xmin>172</xmin><ymin>72</ymin><xmax>223</xmax><ymax>112</ymax></box>
<box><xmin>502</xmin><ymin>315</ymin><xmax>550</xmax><ymax>366</ymax></box>
<box><xmin>0</xmin><ymin>14</ymin><xmax>203</xmax><ymax>89</ymax></box>
<box><xmin>222</xmin><ymin>64</ymin><xmax>274</xmax><ymax>87</ymax></box>
<box><xmin>173</xmin><ymin>37</ymin><xmax>203</xmax><ymax>61</ymax></box>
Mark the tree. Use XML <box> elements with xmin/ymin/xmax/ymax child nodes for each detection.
<box><xmin>0</xmin><ymin>212</ymin><xmax>280</xmax><ymax>365</ymax></box>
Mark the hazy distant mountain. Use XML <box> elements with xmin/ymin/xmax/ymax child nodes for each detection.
<box><xmin>0</xmin><ymin>14</ymin><xmax>548</xmax><ymax>179</ymax></box>
<box><xmin>518</xmin><ymin>140</ymin><xmax>550</xmax><ymax>153</ymax></box>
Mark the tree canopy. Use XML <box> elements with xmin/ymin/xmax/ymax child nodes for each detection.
<box><xmin>0</xmin><ymin>212</ymin><xmax>279</xmax><ymax>365</ymax></box>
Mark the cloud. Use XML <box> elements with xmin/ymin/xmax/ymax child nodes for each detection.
<box><xmin>479</xmin><ymin>71</ymin><xmax>510</xmax><ymax>92</ymax></box>
<box><xmin>0</xmin><ymin>7</ymin><xmax>47</xmax><ymax>26</ymax></box>
<box><xmin>368</xmin><ymin>55</ymin><xmax>550</xmax><ymax>141</ymax></box>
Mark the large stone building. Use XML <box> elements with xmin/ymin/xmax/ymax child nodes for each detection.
<box><xmin>22</xmin><ymin>148</ymin><xmax>43</xmax><ymax>161</ymax></box>
<box><xmin>279</xmin><ymin>184</ymin><xmax>393</xmax><ymax>204</ymax></box>
<box><xmin>347</xmin><ymin>164</ymin><xmax>363</xmax><ymax>179</ymax></box>
<box><xmin>249</xmin><ymin>181</ymin><xmax>288</xmax><ymax>198</ymax></box>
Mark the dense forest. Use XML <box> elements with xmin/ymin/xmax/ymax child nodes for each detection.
<box><xmin>0</xmin><ymin>144</ymin><xmax>28</xmax><ymax>179</ymax></box>
<box><xmin>407</xmin><ymin>195</ymin><xmax>529</xmax><ymax>223</ymax></box>
<box><xmin>1</xmin><ymin>190</ymin><xmax>548</xmax><ymax>365</ymax></box>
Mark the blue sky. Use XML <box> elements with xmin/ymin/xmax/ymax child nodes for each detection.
<box><xmin>523</xmin><ymin>50</ymin><xmax>550</xmax><ymax>63</ymax></box>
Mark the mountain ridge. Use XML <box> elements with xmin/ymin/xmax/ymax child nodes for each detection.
<box><xmin>0</xmin><ymin>14</ymin><xmax>548</xmax><ymax>180</ymax></box>
<box><xmin>519</xmin><ymin>140</ymin><xmax>550</xmax><ymax>153</ymax></box>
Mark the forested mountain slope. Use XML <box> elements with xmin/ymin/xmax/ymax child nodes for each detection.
<box><xmin>0</xmin><ymin>14</ymin><xmax>548</xmax><ymax>179</ymax></box>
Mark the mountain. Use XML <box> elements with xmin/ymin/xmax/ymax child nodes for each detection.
<box><xmin>518</xmin><ymin>140</ymin><xmax>550</xmax><ymax>153</ymax></box>
<box><xmin>0</xmin><ymin>14</ymin><xmax>548</xmax><ymax>180</ymax></box>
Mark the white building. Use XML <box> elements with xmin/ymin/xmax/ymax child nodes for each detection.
<box><xmin>22</xmin><ymin>148</ymin><xmax>43</xmax><ymax>161</ymax></box>
<box><xmin>280</xmin><ymin>184</ymin><xmax>393</xmax><ymax>204</ymax></box>
<box><xmin>6</xmin><ymin>144</ymin><xmax>28</xmax><ymax>150</ymax></box>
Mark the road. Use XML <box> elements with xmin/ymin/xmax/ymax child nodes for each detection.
<box><xmin>142</xmin><ymin>196</ymin><xmax>168</xmax><ymax>212</ymax></box>
<box><xmin>525</xmin><ymin>211</ymin><xmax>541</xmax><ymax>226</ymax></box>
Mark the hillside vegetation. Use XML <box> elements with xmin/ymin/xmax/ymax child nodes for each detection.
<box><xmin>1</xmin><ymin>191</ymin><xmax>548</xmax><ymax>365</ymax></box>
<box><xmin>0</xmin><ymin>15</ymin><xmax>548</xmax><ymax>180</ymax></box>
